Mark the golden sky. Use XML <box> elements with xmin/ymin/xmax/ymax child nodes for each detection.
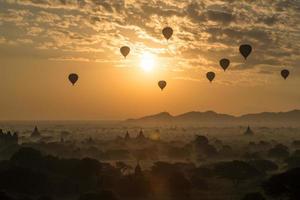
<box><xmin>0</xmin><ymin>0</ymin><xmax>300</xmax><ymax>120</ymax></box>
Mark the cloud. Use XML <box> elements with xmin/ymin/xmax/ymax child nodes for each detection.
<box><xmin>206</xmin><ymin>9</ymin><xmax>235</xmax><ymax>25</ymax></box>
<box><xmin>0</xmin><ymin>0</ymin><xmax>299</xmax><ymax>85</ymax></box>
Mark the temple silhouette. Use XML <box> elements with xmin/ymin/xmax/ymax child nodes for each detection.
<box><xmin>136</xmin><ymin>130</ymin><xmax>146</xmax><ymax>141</ymax></box>
<box><xmin>122</xmin><ymin>130</ymin><xmax>147</xmax><ymax>141</ymax></box>
<box><xmin>31</xmin><ymin>126</ymin><xmax>41</xmax><ymax>138</ymax></box>
<box><xmin>244</xmin><ymin>126</ymin><xmax>254</xmax><ymax>135</ymax></box>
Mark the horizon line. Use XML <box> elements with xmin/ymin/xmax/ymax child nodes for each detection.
<box><xmin>0</xmin><ymin>108</ymin><xmax>299</xmax><ymax>122</ymax></box>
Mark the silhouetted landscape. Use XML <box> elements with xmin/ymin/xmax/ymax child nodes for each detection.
<box><xmin>1</xmin><ymin>110</ymin><xmax>300</xmax><ymax>200</ymax></box>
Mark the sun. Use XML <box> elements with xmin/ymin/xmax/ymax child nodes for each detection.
<box><xmin>140</xmin><ymin>52</ymin><xmax>155</xmax><ymax>72</ymax></box>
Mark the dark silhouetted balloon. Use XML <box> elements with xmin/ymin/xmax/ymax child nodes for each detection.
<box><xmin>281</xmin><ymin>69</ymin><xmax>290</xmax><ymax>80</ymax></box>
<box><xmin>206</xmin><ymin>72</ymin><xmax>215</xmax><ymax>82</ymax></box>
<box><xmin>68</xmin><ymin>73</ymin><xmax>78</xmax><ymax>85</ymax></box>
<box><xmin>120</xmin><ymin>46</ymin><xmax>130</xmax><ymax>58</ymax></box>
<box><xmin>239</xmin><ymin>44</ymin><xmax>252</xmax><ymax>60</ymax></box>
<box><xmin>162</xmin><ymin>27</ymin><xmax>173</xmax><ymax>40</ymax></box>
<box><xmin>158</xmin><ymin>80</ymin><xmax>167</xmax><ymax>90</ymax></box>
<box><xmin>220</xmin><ymin>58</ymin><xmax>230</xmax><ymax>71</ymax></box>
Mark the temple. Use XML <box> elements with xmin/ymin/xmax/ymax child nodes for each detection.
<box><xmin>124</xmin><ymin>131</ymin><xmax>130</xmax><ymax>140</ymax></box>
<box><xmin>134</xmin><ymin>162</ymin><xmax>143</xmax><ymax>177</ymax></box>
<box><xmin>136</xmin><ymin>130</ymin><xmax>146</xmax><ymax>140</ymax></box>
<box><xmin>31</xmin><ymin>126</ymin><xmax>41</xmax><ymax>138</ymax></box>
<box><xmin>123</xmin><ymin>130</ymin><xmax>148</xmax><ymax>141</ymax></box>
<box><xmin>244</xmin><ymin>126</ymin><xmax>254</xmax><ymax>135</ymax></box>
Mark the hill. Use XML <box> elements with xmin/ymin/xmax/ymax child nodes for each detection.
<box><xmin>125</xmin><ymin>110</ymin><xmax>300</xmax><ymax>127</ymax></box>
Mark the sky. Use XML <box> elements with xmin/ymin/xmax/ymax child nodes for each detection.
<box><xmin>0</xmin><ymin>0</ymin><xmax>300</xmax><ymax>120</ymax></box>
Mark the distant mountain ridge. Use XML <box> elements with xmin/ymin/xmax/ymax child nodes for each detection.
<box><xmin>125</xmin><ymin>110</ymin><xmax>300</xmax><ymax>126</ymax></box>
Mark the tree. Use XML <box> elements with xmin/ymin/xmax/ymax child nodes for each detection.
<box><xmin>115</xmin><ymin>161</ymin><xmax>132</xmax><ymax>175</ymax></box>
<box><xmin>194</xmin><ymin>135</ymin><xmax>209</xmax><ymax>146</ymax></box>
<box><xmin>268</xmin><ymin>144</ymin><xmax>289</xmax><ymax>159</ymax></box>
<box><xmin>189</xmin><ymin>167</ymin><xmax>211</xmax><ymax>191</ymax></box>
<box><xmin>188</xmin><ymin>135</ymin><xmax>218</xmax><ymax>160</ymax></box>
<box><xmin>263</xmin><ymin>167</ymin><xmax>300</xmax><ymax>200</ymax></box>
<box><xmin>0</xmin><ymin>191</ymin><xmax>15</xmax><ymax>200</ymax></box>
<box><xmin>241</xmin><ymin>192</ymin><xmax>266</xmax><ymax>200</ymax></box>
<box><xmin>0</xmin><ymin>166</ymin><xmax>48</xmax><ymax>195</ymax></box>
<box><xmin>191</xmin><ymin>167</ymin><xmax>215</xmax><ymax>178</ymax></box>
<box><xmin>292</xmin><ymin>150</ymin><xmax>300</xmax><ymax>157</ymax></box>
<box><xmin>116</xmin><ymin>174</ymin><xmax>151</xmax><ymax>199</ymax></box>
<box><xmin>151</xmin><ymin>162</ymin><xmax>178</xmax><ymax>176</ymax></box>
<box><xmin>150</xmin><ymin>162</ymin><xmax>192</xmax><ymax>199</ymax></box>
<box><xmin>37</xmin><ymin>196</ymin><xmax>53</xmax><ymax>200</ymax></box>
<box><xmin>243</xmin><ymin>152</ymin><xmax>262</xmax><ymax>160</ymax></box>
<box><xmin>78</xmin><ymin>190</ymin><xmax>119</xmax><ymax>200</ymax></box>
<box><xmin>10</xmin><ymin>147</ymin><xmax>44</xmax><ymax>169</ymax></box>
<box><xmin>17</xmin><ymin>196</ymin><xmax>33</xmax><ymax>200</ymax></box>
<box><xmin>214</xmin><ymin>160</ymin><xmax>262</xmax><ymax>184</ymax></box>
<box><xmin>286</xmin><ymin>155</ymin><xmax>300</xmax><ymax>169</ymax></box>
<box><xmin>247</xmin><ymin>159</ymin><xmax>278</xmax><ymax>173</ymax></box>
<box><xmin>202</xmin><ymin>144</ymin><xmax>218</xmax><ymax>157</ymax></box>
<box><xmin>292</xmin><ymin>140</ymin><xmax>300</xmax><ymax>148</ymax></box>
<box><xmin>168</xmin><ymin>171</ymin><xmax>191</xmax><ymax>200</ymax></box>
<box><xmin>75</xmin><ymin>158</ymin><xmax>103</xmax><ymax>192</ymax></box>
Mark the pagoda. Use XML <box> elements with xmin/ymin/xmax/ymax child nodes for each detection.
<box><xmin>31</xmin><ymin>126</ymin><xmax>41</xmax><ymax>138</ymax></box>
<box><xmin>244</xmin><ymin>126</ymin><xmax>254</xmax><ymax>136</ymax></box>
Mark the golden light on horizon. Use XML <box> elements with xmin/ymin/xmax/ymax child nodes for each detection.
<box><xmin>140</xmin><ymin>52</ymin><xmax>156</xmax><ymax>72</ymax></box>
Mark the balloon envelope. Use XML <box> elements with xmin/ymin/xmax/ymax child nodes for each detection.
<box><xmin>219</xmin><ymin>58</ymin><xmax>230</xmax><ymax>71</ymax></box>
<box><xmin>68</xmin><ymin>73</ymin><xmax>79</xmax><ymax>85</ymax></box>
<box><xmin>281</xmin><ymin>69</ymin><xmax>290</xmax><ymax>79</ymax></box>
<box><xmin>162</xmin><ymin>27</ymin><xmax>173</xmax><ymax>40</ymax></box>
<box><xmin>239</xmin><ymin>44</ymin><xmax>252</xmax><ymax>60</ymax></box>
<box><xmin>158</xmin><ymin>80</ymin><xmax>167</xmax><ymax>90</ymax></box>
<box><xmin>120</xmin><ymin>46</ymin><xmax>130</xmax><ymax>58</ymax></box>
<box><xmin>206</xmin><ymin>72</ymin><xmax>215</xmax><ymax>82</ymax></box>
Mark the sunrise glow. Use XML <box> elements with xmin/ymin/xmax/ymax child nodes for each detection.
<box><xmin>140</xmin><ymin>52</ymin><xmax>156</xmax><ymax>72</ymax></box>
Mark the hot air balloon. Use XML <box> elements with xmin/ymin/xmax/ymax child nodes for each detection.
<box><xmin>219</xmin><ymin>58</ymin><xmax>230</xmax><ymax>71</ymax></box>
<box><xmin>281</xmin><ymin>69</ymin><xmax>290</xmax><ymax>80</ymax></box>
<box><xmin>206</xmin><ymin>72</ymin><xmax>215</xmax><ymax>82</ymax></box>
<box><xmin>120</xmin><ymin>46</ymin><xmax>130</xmax><ymax>58</ymax></box>
<box><xmin>68</xmin><ymin>73</ymin><xmax>79</xmax><ymax>85</ymax></box>
<box><xmin>158</xmin><ymin>80</ymin><xmax>167</xmax><ymax>90</ymax></box>
<box><xmin>239</xmin><ymin>44</ymin><xmax>252</xmax><ymax>60</ymax></box>
<box><xmin>162</xmin><ymin>27</ymin><xmax>173</xmax><ymax>40</ymax></box>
